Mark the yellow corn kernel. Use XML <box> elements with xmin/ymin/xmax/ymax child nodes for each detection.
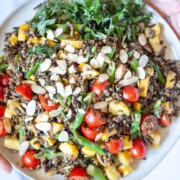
<box><xmin>9</xmin><ymin>34</ymin><xmax>18</xmax><ymax>46</ymax></box>
<box><xmin>18</xmin><ymin>30</ymin><xmax>27</xmax><ymax>41</ymax></box>
<box><xmin>39</xmin><ymin>36</ymin><xmax>46</xmax><ymax>44</ymax></box>
<box><xmin>47</xmin><ymin>40</ymin><xmax>56</xmax><ymax>46</ymax></box>
<box><xmin>123</xmin><ymin>136</ymin><xmax>133</xmax><ymax>150</ymax></box>
<box><xmin>138</xmin><ymin>76</ymin><xmax>150</xmax><ymax>97</ymax></box>
<box><xmin>118</xmin><ymin>165</ymin><xmax>134</xmax><ymax>177</ymax></box>
<box><xmin>30</xmin><ymin>75</ymin><xmax>37</xmax><ymax>81</ymax></box>
<box><xmin>30</xmin><ymin>138</ymin><xmax>41</xmax><ymax>150</ymax></box>
<box><xmin>149</xmin><ymin>131</ymin><xmax>161</xmax><ymax>148</ymax></box>
<box><xmin>133</xmin><ymin>102</ymin><xmax>142</xmax><ymax>111</ymax></box>
<box><xmin>117</xmin><ymin>151</ymin><xmax>134</xmax><ymax>166</ymax></box>
<box><xmin>59</xmin><ymin>143</ymin><xmax>79</xmax><ymax>159</ymax></box>
<box><xmin>52</xmin><ymin>122</ymin><xmax>64</xmax><ymax>134</ymax></box>
<box><xmin>151</xmin><ymin>23</ymin><xmax>161</xmax><ymax>37</ymax></box>
<box><xmin>28</xmin><ymin>37</ymin><xmax>39</xmax><ymax>44</ymax></box>
<box><xmin>44</xmin><ymin>137</ymin><xmax>57</xmax><ymax>146</ymax></box>
<box><xmin>81</xmin><ymin>146</ymin><xmax>96</xmax><ymax>157</ymax></box>
<box><xmin>165</xmin><ymin>71</ymin><xmax>176</xmax><ymax>89</ymax></box>
<box><xmin>102</xmin><ymin>128</ymin><xmax>117</xmax><ymax>141</ymax></box>
<box><xmin>163</xmin><ymin>101</ymin><xmax>173</xmax><ymax>114</ymax></box>
<box><xmin>19</xmin><ymin>24</ymin><xmax>29</xmax><ymax>31</ymax></box>
<box><xmin>104</xmin><ymin>165</ymin><xmax>121</xmax><ymax>180</ymax></box>
<box><xmin>109</xmin><ymin>100</ymin><xmax>130</xmax><ymax>116</ymax></box>
<box><xmin>61</xmin><ymin>39</ymin><xmax>83</xmax><ymax>49</ymax></box>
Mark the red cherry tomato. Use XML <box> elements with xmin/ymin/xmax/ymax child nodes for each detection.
<box><xmin>105</xmin><ymin>138</ymin><xmax>123</xmax><ymax>154</ymax></box>
<box><xmin>130</xmin><ymin>139</ymin><xmax>147</xmax><ymax>159</ymax></box>
<box><xmin>158</xmin><ymin>111</ymin><xmax>171</xmax><ymax>127</ymax></box>
<box><xmin>22</xmin><ymin>150</ymin><xmax>40</xmax><ymax>169</ymax></box>
<box><xmin>0</xmin><ymin>119</ymin><xmax>7</xmax><ymax>137</ymax></box>
<box><xmin>140</xmin><ymin>114</ymin><xmax>158</xmax><ymax>134</ymax></box>
<box><xmin>0</xmin><ymin>87</ymin><xmax>4</xmax><ymax>101</ymax></box>
<box><xmin>68</xmin><ymin>167</ymin><xmax>89</xmax><ymax>180</ymax></box>
<box><xmin>123</xmin><ymin>86</ymin><xmax>139</xmax><ymax>103</ymax></box>
<box><xmin>39</xmin><ymin>94</ymin><xmax>59</xmax><ymax>112</ymax></box>
<box><xmin>85</xmin><ymin>108</ymin><xmax>107</xmax><ymax>128</ymax></box>
<box><xmin>81</xmin><ymin>123</ymin><xmax>104</xmax><ymax>141</ymax></box>
<box><xmin>15</xmin><ymin>84</ymin><xmax>33</xmax><ymax>100</ymax></box>
<box><xmin>90</xmin><ymin>80</ymin><xmax>110</xmax><ymax>96</ymax></box>
<box><xmin>0</xmin><ymin>106</ymin><xmax>6</xmax><ymax>117</ymax></box>
<box><xmin>1</xmin><ymin>74</ymin><xmax>10</xmax><ymax>87</ymax></box>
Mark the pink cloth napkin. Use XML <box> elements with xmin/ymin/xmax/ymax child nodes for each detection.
<box><xmin>144</xmin><ymin>0</ymin><xmax>180</xmax><ymax>38</ymax></box>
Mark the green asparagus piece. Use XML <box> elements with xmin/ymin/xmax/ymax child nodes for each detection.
<box><xmin>87</xmin><ymin>164</ymin><xmax>107</xmax><ymax>180</ymax></box>
<box><xmin>108</xmin><ymin>61</ymin><xmax>115</xmax><ymax>84</ymax></box>
<box><xmin>91</xmin><ymin>46</ymin><xmax>96</xmax><ymax>54</ymax></box>
<box><xmin>153</xmin><ymin>63</ymin><xmax>166</xmax><ymax>85</ymax></box>
<box><xmin>154</xmin><ymin>100</ymin><xmax>162</xmax><ymax>118</ymax></box>
<box><xmin>129</xmin><ymin>59</ymin><xmax>139</xmax><ymax>72</ymax></box>
<box><xmin>108</xmin><ymin>48</ymin><xmax>116</xmax><ymax>60</ymax></box>
<box><xmin>0</xmin><ymin>63</ymin><xmax>8</xmax><ymax>71</ymax></box>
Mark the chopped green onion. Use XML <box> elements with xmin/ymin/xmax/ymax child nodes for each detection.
<box><xmin>108</xmin><ymin>48</ymin><xmax>116</xmax><ymax>60</ymax></box>
<box><xmin>0</xmin><ymin>63</ymin><xmax>8</xmax><ymax>71</ymax></box>
<box><xmin>108</xmin><ymin>61</ymin><xmax>116</xmax><ymax>84</ymax></box>
<box><xmin>129</xmin><ymin>59</ymin><xmax>139</xmax><ymax>72</ymax></box>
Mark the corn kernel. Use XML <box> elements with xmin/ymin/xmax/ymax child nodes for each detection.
<box><xmin>82</xmin><ymin>146</ymin><xmax>96</xmax><ymax>157</ymax></box>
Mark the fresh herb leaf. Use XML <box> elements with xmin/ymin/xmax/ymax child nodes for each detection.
<box><xmin>131</xmin><ymin>112</ymin><xmax>141</xmax><ymax>138</ymax></box>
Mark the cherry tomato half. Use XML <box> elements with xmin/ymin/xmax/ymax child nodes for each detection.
<box><xmin>85</xmin><ymin>108</ymin><xmax>107</xmax><ymax>128</ymax></box>
<box><xmin>140</xmin><ymin>114</ymin><xmax>158</xmax><ymax>135</ymax></box>
<box><xmin>129</xmin><ymin>139</ymin><xmax>147</xmax><ymax>159</ymax></box>
<box><xmin>22</xmin><ymin>150</ymin><xmax>40</xmax><ymax>169</ymax></box>
<box><xmin>105</xmin><ymin>138</ymin><xmax>123</xmax><ymax>154</ymax></box>
<box><xmin>0</xmin><ymin>106</ymin><xmax>6</xmax><ymax>117</ymax></box>
<box><xmin>123</xmin><ymin>86</ymin><xmax>139</xmax><ymax>103</ymax></box>
<box><xmin>15</xmin><ymin>84</ymin><xmax>33</xmax><ymax>101</ymax></box>
<box><xmin>90</xmin><ymin>80</ymin><xmax>110</xmax><ymax>96</ymax></box>
<box><xmin>158</xmin><ymin>111</ymin><xmax>171</xmax><ymax>127</ymax></box>
<box><xmin>68</xmin><ymin>167</ymin><xmax>89</xmax><ymax>180</ymax></box>
<box><xmin>0</xmin><ymin>119</ymin><xmax>7</xmax><ymax>137</ymax></box>
<box><xmin>0</xmin><ymin>87</ymin><xmax>4</xmax><ymax>101</ymax></box>
<box><xmin>81</xmin><ymin>123</ymin><xmax>104</xmax><ymax>141</ymax></box>
<box><xmin>39</xmin><ymin>94</ymin><xmax>59</xmax><ymax>112</ymax></box>
<box><xmin>1</xmin><ymin>74</ymin><xmax>10</xmax><ymax>87</ymax></box>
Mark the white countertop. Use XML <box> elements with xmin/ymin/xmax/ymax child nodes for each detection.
<box><xmin>0</xmin><ymin>0</ymin><xmax>180</xmax><ymax>180</ymax></box>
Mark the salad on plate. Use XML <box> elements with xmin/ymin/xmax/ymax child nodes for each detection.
<box><xmin>0</xmin><ymin>0</ymin><xmax>179</xmax><ymax>179</ymax></box>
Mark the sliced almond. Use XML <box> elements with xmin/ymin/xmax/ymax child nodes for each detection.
<box><xmin>56</xmin><ymin>60</ymin><xmax>67</xmax><ymax>71</ymax></box>
<box><xmin>56</xmin><ymin>82</ymin><xmax>65</xmax><ymax>95</ymax></box>
<box><xmin>77</xmin><ymin>56</ymin><xmax>88</xmax><ymax>64</ymax></box>
<box><xmin>115</xmin><ymin>64</ymin><xmax>126</xmax><ymax>81</ymax></box>
<box><xmin>49</xmin><ymin>109</ymin><xmax>61</xmax><ymax>118</ymax></box>
<box><xmin>47</xmin><ymin>30</ymin><xmax>54</xmax><ymax>40</ymax></box>
<box><xmin>46</xmin><ymin>86</ymin><xmax>56</xmax><ymax>94</ymax></box>
<box><xmin>137</xmin><ymin>67</ymin><xmax>146</xmax><ymax>79</ymax></box>
<box><xmin>101</xmin><ymin>46</ymin><xmax>112</xmax><ymax>54</ymax></box>
<box><xmin>65</xmin><ymin>85</ymin><xmax>72</xmax><ymax>97</ymax></box>
<box><xmin>73</xmin><ymin>87</ymin><xmax>81</xmax><ymax>95</ymax></box>
<box><xmin>77</xmin><ymin>109</ymin><xmax>86</xmax><ymax>114</ymax></box>
<box><xmin>96</xmin><ymin>53</ymin><xmax>105</xmax><ymax>67</ymax></box>
<box><xmin>19</xmin><ymin>141</ymin><xmax>30</xmax><ymax>156</ymax></box>
<box><xmin>90</xmin><ymin>58</ymin><xmax>99</xmax><ymax>69</ymax></box>
<box><xmin>99</xmin><ymin>73</ymin><xmax>109</xmax><ymax>83</ymax></box>
<box><xmin>64</xmin><ymin>44</ymin><xmax>75</xmax><ymax>53</ymax></box>
<box><xmin>21</xmin><ymin>80</ymin><xmax>36</xmax><ymax>85</ymax></box>
<box><xmin>134</xmin><ymin>51</ymin><xmax>140</xmax><ymax>59</ymax></box>
<box><xmin>3</xmin><ymin>119</ymin><xmax>11</xmax><ymax>133</ymax></box>
<box><xmin>58</xmin><ymin>131</ymin><xmax>68</xmax><ymax>142</ymax></box>
<box><xmin>68</xmin><ymin>65</ymin><xmax>77</xmax><ymax>74</ymax></box>
<box><xmin>124</xmin><ymin>70</ymin><xmax>132</xmax><ymax>79</ymax></box>
<box><xmin>49</xmin><ymin>66</ymin><xmax>66</xmax><ymax>75</ymax></box>
<box><xmin>35</xmin><ymin>112</ymin><xmax>49</xmax><ymax>122</ymax></box>
<box><xmin>38</xmin><ymin>78</ymin><xmax>46</xmax><ymax>86</ymax></box>
<box><xmin>139</xmin><ymin>55</ymin><xmax>149</xmax><ymax>68</ymax></box>
<box><xmin>81</xmin><ymin>70</ymin><xmax>99</xmax><ymax>79</ymax></box>
<box><xmin>69</xmin><ymin>77</ymin><xmax>75</xmax><ymax>84</ymax></box>
<box><xmin>119</xmin><ymin>76</ymin><xmax>138</xmax><ymax>86</ymax></box>
<box><xmin>60</xmin><ymin>52</ymin><xmax>67</xmax><ymax>59</ymax></box>
<box><xmin>138</xmin><ymin>33</ymin><xmax>147</xmax><ymax>46</ymax></box>
<box><xmin>35</xmin><ymin>122</ymin><xmax>51</xmax><ymax>132</ymax></box>
<box><xmin>120</xmin><ymin>49</ymin><xmax>128</xmax><ymax>63</ymax></box>
<box><xmin>50</xmin><ymin>73</ymin><xmax>59</xmax><ymax>81</ymax></box>
<box><xmin>40</xmin><ymin>58</ymin><xmax>51</xmax><ymax>72</ymax></box>
<box><xmin>94</xmin><ymin>101</ymin><xmax>108</xmax><ymax>110</ymax></box>
<box><xmin>54</xmin><ymin>28</ymin><xmax>63</xmax><ymax>37</ymax></box>
<box><xmin>95</xmin><ymin>133</ymin><xmax>103</xmax><ymax>142</ymax></box>
<box><xmin>26</xmin><ymin>100</ymin><xmax>36</xmax><ymax>116</ymax></box>
<box><xmin>67</xmin><ymin>53</ymin><xmax>78</xmax><ymax>62</ymax></box>
<box><xmin>66</xmin><ymin>109</ymin><xmax>72</xmax><ymax>118</ymax></box>
<box><xmin>31</xmin><ymin>84</ymin><xmax>46</xmax><ymax>94</ymax></box>
<box><xmin>24</xmin><ymin>117</ymin><xmax>33</xmax><ymax>122</ymax></box>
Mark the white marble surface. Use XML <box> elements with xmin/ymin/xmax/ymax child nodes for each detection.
<box><xmin>0</xmin><ymin>0</ymin><xmax>179</xmax><ymax>180</ymax></box>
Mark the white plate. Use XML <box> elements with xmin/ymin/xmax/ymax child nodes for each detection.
<box><xmin>0</xmin><ymin>1</ymin><xmax>180</xmax><ymax>180</ymax></box>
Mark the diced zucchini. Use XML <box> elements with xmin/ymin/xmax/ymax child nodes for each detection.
<box><xmin>4</xmin><ymin>136</ymin><xmax>20</xmax><ymax>150</ymax></box>
<box><xmin>133</xmin><ymin>102</ymin><xmax>142</xmax><ymax>111</ymax></box>
<box><xmin>61</xmin><ymin>39</ymin><xmax>83</xmax><ymax>49</ymax></box>
<box><xmin>165</xmin><ymin>71</ymin><xmax>176</xmax><ymax>89</ymax></box>
<box><xmin>104</xmin><ymin>165</ymin><xmax>121</xmax><ymax>180</ymax></box>
<box><xmin>123</xmin><ymin>136</ymin><xmax>133</xmax><ymax>150</ymax></box>
<box><xmin>59</xmin><ymin>143</ymin><xmax>79</xmax><ymax>159</ymax></box>
<box><xmin>109</xmin><ymin>100</ymin><xmax>130</xmax><ymax>116</ymax></box>
<box><xmin>52</xmin><ymin>122</ymin><xmax>64</xmax><ymax>134</ymax></box>
<box><xmin>30</xmin><ymin>138</ymin><xmax>41</xmax><ymax>150</ymax></box>
<box><xmin>117</xmin><ymin>151</ymin><xmax>134</xmax><ymax>166</ymax></box>
<box><xmin>118</xmin><ymin>165</ymin><xmax>134</xmax><ymax>177</ymax></box>
<box><xmin>138</xmin><ymin>76</ymin><xmax>150</xmax><ymax>97</ymax></box>
<box><xmin>101</xmin><ymin>128</ymin><xmax>117</xmax><ymax>141</ymax></box>
<box><xmin>43</xmin><ymin>137</ymin><xmax>57</xmax><ymax>146</ymax></box>
<box><xmin>96</xmin><ymin>154</ymin><xmax>110</xmax><ymax>167</ymax></box>
<box><xmin>9</xmin><ymin>34</ymin><xmax>18</xmax><ymax>46</ymax></box>
<box><xmin>81</xmin><ymin>146</ymin><xmax>96</xmax><ymax>157</ymax></box>
<box><xmin>149</xmin><ymin>131</ymin><xmax>161</xmax><ymax>148</ymax></box>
